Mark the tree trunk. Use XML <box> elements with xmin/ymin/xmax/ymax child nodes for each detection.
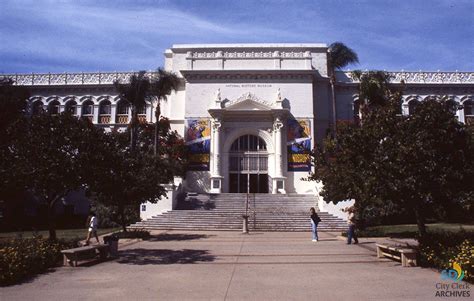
<box><xmin>154</xmin><ymin>104</ymin><xmax>161</xmax><ymax>156</ymax></box>
<box><xmin>119</xmin><ymin>204</ymin><xmax>127</xmax><ymax>232</ymax></box>
<box><xmin>414</xmin><ymin>205</ymin><xmax>427</xmax><ymax>238</ymax></box>
<box><xmin>130</xmin><ymin>106</ymin><xmax>137</xmax><ymax>151</ymax></box>
<box><xmin>47</xmin><ymin>199</ymin><xmax>58</xmax><ymax>241</ymax></box>
<box><xmin>330</xmin><ymin>76</ymin><xmax>337</xmax><ymax>139</ymax></box>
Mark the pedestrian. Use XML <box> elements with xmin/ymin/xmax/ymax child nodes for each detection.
<box><xmin>345</xmin><ymin>206</ymin><xmax>358</xmax><ymax>244</ymax></box>
<box><xmin>310</xmin><ymin>207</ymin><xmax>321</xmax><ymax>242</ymax></box>
<box><xmin>85</xmin><ymin>212</ymin><xmax>100</xmax><ymax>245</ymax></box>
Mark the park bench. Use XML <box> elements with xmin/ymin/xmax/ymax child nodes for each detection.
<box><xmin>61</xmin><ymin>244</ymin><xmax>109</xmax><ymax>267</ymax></box>
<box><xmin>376</xmin><ymin>244</ymin><xmax>417</xmax><ymax>267</ymax></box>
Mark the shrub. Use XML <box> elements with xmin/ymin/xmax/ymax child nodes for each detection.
<box><xmin>418</xmin><ymin>231</ymin><xmax>474</xmax><ymax>283</ymax></box>
<box><xmin>0</xmin><ymin>237</ymin><xmax>77</xmax><ymax>286</ymax></box>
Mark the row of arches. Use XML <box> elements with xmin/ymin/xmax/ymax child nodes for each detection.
<box><xmin>30</xmin><ymin>99</ymin><xmax>149</xmax><ymax>124</ymax></box>
<box><xmin>351</xmin><ymin>95</ymin><xmax>473</xmax><ymax>121</ymax></box>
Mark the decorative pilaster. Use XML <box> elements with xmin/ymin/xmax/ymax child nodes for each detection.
<box><xmin>272</xmin><ymin>116</ymin><xmax>286</xmax><ymax>194</ymax></box>
<box><xmin>210</xmin><ymin>117</ymin><xmax>223</xmax><ymax>193</ymax></box>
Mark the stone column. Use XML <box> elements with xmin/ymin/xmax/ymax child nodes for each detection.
<box><xmin>210</xmin><ymin>117</ymin><xmax>223</xmax><ymax>193</ymax></box>
<box><xmin>272</xmin><ymin>116</ymin><xmax>286</xmax><ymax>194</ymax></box>
<box><xmin>273</xmin><ymin>116</ymin><xmax>284</xmax><ymax>178</ymax></box>
<box><xmin>110</xmin><ymin>104</ymin><xmax>117</xmax><ymax>124</ymax></box>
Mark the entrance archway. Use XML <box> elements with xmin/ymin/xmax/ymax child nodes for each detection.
<box><xmin>229</xmin><ymin>134</ymin><xmax>269</xmax><ymax>193</ymax></box>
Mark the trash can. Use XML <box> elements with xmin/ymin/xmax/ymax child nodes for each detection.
<box><xmin>103</xmin><ymin>235</ymin><xmax>119</xmax><ymax>257</ymax></box>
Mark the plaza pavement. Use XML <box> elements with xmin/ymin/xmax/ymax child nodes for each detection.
<box><xmin>0</xmin><ymin>231</ymin><xmax>465</xmax><ymax>301</ymax></box>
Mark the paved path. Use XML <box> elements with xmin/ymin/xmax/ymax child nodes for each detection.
<box><xmin>0</xmin><ymin>231</ymin><xmax>464</xmax><ymax>301</ymax></box>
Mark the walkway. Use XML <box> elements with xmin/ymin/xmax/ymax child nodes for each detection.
<box><xmin>0</xmin><ymin>231</ymin><xmax>454</xmax><ymax>301</ymax></box>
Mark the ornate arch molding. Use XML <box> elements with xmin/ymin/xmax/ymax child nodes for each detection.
<box><xmin>97</xmin><ymin>95</ymin><xmax>110</xmax><ymax>104</ymax></box>
<box><xmin>29</xmin><ymin>96</ymin><xmax>45</xmax><ymax>105</ymax></box>
<box><xmin>222</xmin><ymin>127</ymin><xmax>274</xmax><ymax>154</ymax></box>
<box><xmin>403</xmin><ymin>95</ymin><xmax>420</xmax><ymax>105</ymax></box>
<box><xmin>45</xmin><ymin>95</ymin><xmax>60</xmax><ymax>104</ymax></box>
<box><xmin>460</xmin><ymin>95</ymin><xmax>473</xmax><ymax>104</ymax></box>
<box><xmin>79</xmin><ymin>95</ymin><xmax>93</xmax><ymax>104</ymax></box>
<box><xmin>63</xmin><ymin>96</ymin><xmax>77</xmax><ymax>105</ymax></box>
<box><xmin>224</xmin><ymin>92</ymin><xmax>273</xmax><ymax>109</ymax></box>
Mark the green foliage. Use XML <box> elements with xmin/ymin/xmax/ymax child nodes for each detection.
<box><xmin>328</xmin><ymin>42</ymin><xmax>359</xmax><ymax>71</ymax></box>
<box><xmin>0</xmin><ymin>237</ymin><xmax>77</xmax><ymax>286</ymax></box>
<box><xmin>418</xmin><ymin>231</ymin><xmax>474</xmax><ymax>283</ymax></box>
<box><xmin>2</xmin><ymin>113</ymin><xmax>110</xmax><ymax>240</ymax></box>
<box><xmin>309</xmin><ymin>71</ymin><xmax>474</xmax><ymax>237</ymax></box>
<box><xmin>0</xmin><ymin>77</ymin><xmax>29</xmax><ymax>135</ymax></box>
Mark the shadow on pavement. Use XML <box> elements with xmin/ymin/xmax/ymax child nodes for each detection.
<box><xmin>117</xmin><ymin>248</ymin><xmax>215</xmax><ymax>265</ymax></box>
<box><xmin>147</xmin><ymin>233</ymin><xmax>215</xmax><ymax>241</ymax></box>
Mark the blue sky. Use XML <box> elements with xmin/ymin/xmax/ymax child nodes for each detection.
<box><xmin>1</xmin><ymin>0</ymin><xmax>473</xmax><ymax>73</ymax></box>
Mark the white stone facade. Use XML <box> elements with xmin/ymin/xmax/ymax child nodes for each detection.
<box><xmin>4</xmin><ymin>43</ymin><xmax>474</xmax><ymax>200</ymax></box>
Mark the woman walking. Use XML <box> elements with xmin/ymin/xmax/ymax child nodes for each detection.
<box><xmin>310</xmin><ymin>207</ymin><xmax>321</xmax><ymax>242</ymax></box>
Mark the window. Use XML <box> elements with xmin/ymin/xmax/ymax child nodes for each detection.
<box><xmin>117</xmin><ymin>101</ymin><xmax>130</xmax><ymax>115</ymax></box>
<box><xmin>48</xmin><ymin>100</ymin><xmax>60</xmax><ymax>115</ymax></box>
<box><xmin>65</xmin><ymin>101</ymin><xmax>77</xmax><ymax>115</ymax></box>
<box><xmin>82</xmin><ymin>101</ymin><xmax>93</xmax><ymax>115</ymax></box>
<box><xmin>408</xmin><ymin>100</ymin><xmax>419</xmax><ymax>115</ymax></box>
<box><xmin>32</xmin><ymin>101</ymin><xmax>44</xmax><ymax>115</ymax></box>
<box><xmin>99</xmin><ymin>100</ymin><xmax>111</xmax><ymax>115</ymax></box>
<box><xmin>230</xmin><ymin>135</ymin><xmax>266</xmax><ymax>151</ymax></box>
<box><xmin>137</xmin><ymin>104</ymin><xmax>147</xmax><ymax>115</ymax></box>
<box><xmin>464</xmin><ymin>101</ymin><xmax>473</xmax><ymax>116</ymax></box>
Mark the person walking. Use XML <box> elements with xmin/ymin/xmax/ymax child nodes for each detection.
<box><xmin>85</xmin><ymin>212</ymin><xmax>100</xmax><ymax>245</ymax></box>
<box><xmin>346</xmin><ymin>206</ymin><xmax>359</xmax><ymax>244</ymax></box>
<box><xmin>310</xmin><ymin>207</ymin><xmax>321</xmax><ymax>242</ymax></box>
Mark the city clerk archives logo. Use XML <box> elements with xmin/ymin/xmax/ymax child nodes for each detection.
<box><xmin>441</xmin><ymin>262</ymin><xmax>465</xmax><ymax>282</ymax></box>
<box><xmin>435</xmin><ymin>262</ymin><xmax>470</xmax><ymax>298</ymax></box>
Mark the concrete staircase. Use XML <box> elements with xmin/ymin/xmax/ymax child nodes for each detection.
<box><xmin>130</xmin><ymin>193</ymin><xmax>347</xmax><ymax>232</ymax></box>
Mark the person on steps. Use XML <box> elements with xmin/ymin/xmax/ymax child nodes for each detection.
<box><xmin>310</xmin><ymin>207</ymin><xmax>321</xmax><ymax>242</ymax></box>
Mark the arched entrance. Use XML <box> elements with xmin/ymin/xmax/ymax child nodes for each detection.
<box><xmin>229</xmin><ymin>134</ymin><xmax>269</xmax><ymax>193</ymax></box>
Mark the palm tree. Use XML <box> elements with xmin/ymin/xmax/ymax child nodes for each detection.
<box><xmin>150</xmin><ymin>68</ymin><xmax>180</xmax><ymax>155</ymax></box>
<box><xmin>328</xmin><ymin>42</ymin><xmax>359</xmax><ymax>138</ymax></box>
<box><xmin>114</xmin><ymin>71</ymin><xmax>150</xmax><ymax>150</ymax></box>
<box><xmin>351</xmin><ymin>70</ymin><xmax>393</xmax><ymax>121</ymax></box>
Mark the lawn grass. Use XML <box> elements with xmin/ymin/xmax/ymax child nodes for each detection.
<box><xmin>0</xmin><ymin>228</ymin><xmax>120</xmax><ymax>241</ymax></box>
<box><xmin>356</xmin><ymin>223</ymin><xmax>474</xmax><ymax>238</ymax></box>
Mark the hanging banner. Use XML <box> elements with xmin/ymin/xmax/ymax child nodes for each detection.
<box><xmin>287</xmin><ymin>119</ymin><xmax>311</xmax><ymax>171</ymax></box>
<box><xmin>185</xmin><ymin>119</ymin><xmax>211</xmax><ymax>171</ymax></box>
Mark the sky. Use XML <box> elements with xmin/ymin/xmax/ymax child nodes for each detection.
<box><xmin>1</xmin><ymin>0</ymin><xmax>473</xmax><ymax>74</ymax></box>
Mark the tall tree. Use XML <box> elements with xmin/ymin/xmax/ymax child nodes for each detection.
<box><xmin>309</xmin><ymin>94</ymin><xmax>473</xmax><ymax>238</ymax></box>
<box><xmin>150</xmin><ymin>68</ymin><xmax>180</xmax><ymax>155</ymax></box>
<box><xmin>88</xmin><ymin>123</ymin><xmax>186</xmax><ymax>231</ymax></box>
<box><xmin>327</xmin><ymin>42</ymin><xmax>359</xmax><ymax>138</ymax></box>
<box><xmin>7</xmin><ymin>113</ymin><xmax>109</xmax><ymax>240</ymax></box>
<box><xmin>114</xmin><ymin>71</ymin><xmax>150</xmax><ymax>151</ymax></box>
<box><xmin>350</xmin><ymin>70</ymin><xmax>395</xmax><ymax>121</ymax></box>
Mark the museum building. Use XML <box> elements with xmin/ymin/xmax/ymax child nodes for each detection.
<box><xmin>6</xmin><ymin>43</ymin><xmax>474</xmax><ymax>222</ymax></box>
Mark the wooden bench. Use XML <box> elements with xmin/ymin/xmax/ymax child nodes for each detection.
<box><xmin>376</xmin><ymin>244</ymin><xmax>417</xmax><ymax>267</ymax></box>
<box><xmin>61</xmin><ymin>245</ymin><xmax>109</xmax><ymax>267</ymax></box>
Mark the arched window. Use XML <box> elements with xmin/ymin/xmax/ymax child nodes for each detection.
<box><xmin>230</xmin><ymin>134</ymin><xmax>267</xmax><ymax>152</ymax></box>
<box><xmin>116</xmin><ymin>100</ymin><xmax>130</xmax><ymax>124</ymax></box>
<box><xmin>137</xmin><ymin>103</ymin><xmax>147</xmax><ymax>123</ymax></box>
<box><xmin>464</xmin><ymin>100</ymin><xmax>473</xmax><ymax>125</ymax></box>
<box><xmin>99</xmin><ymin>100</ymin><xmax>111</xmax><ymax>124</ymax></box>
<box><xmin>408</xmin><ymin>100</ymin><xmax>419</xmax><ymax>115</ymax></box>
<box><xmin>464</xmin><ymin>100</ymin><xmax>473</xmax><ymax>116</ymax></box>
<box><xmin>48</xmin><ymin>100</ymin><xmax>60</xmax><ymax>115</ymax></box>
<box><xmin>32</xmin><ymin>101</ymin><xmax>44</xmax><ymax>115</ymax></box>
<box><xmin>65</xmin><ymin>100</ymin><xmax>77</xmax><ymax>115</ymax></box>
<box><xmin>82</xmin><ymin>100</ymin><xmax>94</xmax><ymax>122</ymax></box>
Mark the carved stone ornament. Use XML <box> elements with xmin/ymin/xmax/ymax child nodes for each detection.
<box><xmin>273</xmin><ymin>117</ymin><xmax>284</xmax><ymax>131</ymax></box>
<box><xmin>225</xmin><ymin>92</ymin><xmax>272</xmax><ymax>108</ymax></box>
<box><xmin>212</xmin><ymin>118</ymin><xmax>222</xmax><ymax>130</ymax></box>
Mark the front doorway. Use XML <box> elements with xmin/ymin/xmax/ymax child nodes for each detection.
<box><xmin>229</xmin><ymin>135</ymin><xmax>269</xmax><ymax>193</ymax></box>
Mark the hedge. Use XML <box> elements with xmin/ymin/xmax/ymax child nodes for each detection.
<box><xmin>0</xmin><ymin>237</ymin><xmax>77</xmax><ymax>286</ymax></box>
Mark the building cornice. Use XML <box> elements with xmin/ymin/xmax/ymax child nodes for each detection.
<box><xmin>3</xmin><ymin>70</ymin><xmax>473</xmax><ymax>86</ymax></box>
